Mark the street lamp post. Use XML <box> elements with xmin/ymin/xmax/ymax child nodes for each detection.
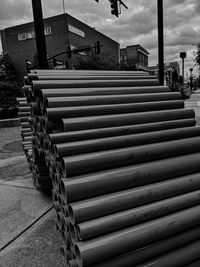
<box><xmin>157</xmin><ymin>0</ymin><xmax>164</xmax><ymax>85</ymax></box>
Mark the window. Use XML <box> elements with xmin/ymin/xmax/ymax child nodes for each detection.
<box><xmin>68</xmin><ymin>24</ymin><xmax>85</xmax><ymax>38</ymax></box>
<box><xmin>44</xmin><ymin>26</ymin><xmax>51</xmax><ymax>36</ymax></box>
<box><xmin>18</xmin><ymin>26</ymin><xmax>51</xmax><ymax>41</ymax></box>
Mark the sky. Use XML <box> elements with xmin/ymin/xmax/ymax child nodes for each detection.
<box><xmin>0</xmin><ymin>0</ymin><xmax>200</xmax><ymax>75</ymax></box>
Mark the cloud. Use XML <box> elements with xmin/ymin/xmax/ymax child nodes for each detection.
<box><xmin>0</xmin><ymin>0</ymin><xmax>199</xmax><ymax>72</ymax></box>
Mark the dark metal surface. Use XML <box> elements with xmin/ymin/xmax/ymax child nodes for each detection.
<box><xmin>61</xmin><ymin>109</ymin><xmax>195</xmax><ymax>131</ymax></box>
<box><xmin>61</xmin><ymin>136</ymin><xmax>200</xmax><ymax>177</ymax></box>
<box><xmin>75</xmin><ymin>205</ymin><xmax>200</xmax><ymax>266</ymax></box>
<box><xmin>62</xmin><ymin>152</ymin><xmax>200</xmax><ymax>203</ymax></box>
<box><xmin>46</xmin><ymin>100</ymin><xmax>184</xmax><ymax>121</ymax></box>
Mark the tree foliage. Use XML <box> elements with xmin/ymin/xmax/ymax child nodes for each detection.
<box><xmin>76</xmin><ymin>51</ymin><xmax>119</xmax><ymax>70</ymax></box>
<box><xmin>0</xmin><ymin>53</ymin><xmax>22</xmax><ymax>116</ymax></box>
<box><xmin>194</xmin><ymin>44</ymin><xmax>200</xmax><ymax>69</ymax></box>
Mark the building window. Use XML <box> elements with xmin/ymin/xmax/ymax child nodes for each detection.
<box><xmin>68</xmin><ymin>24</ymin><xmax>85</xmax><ymax>38</ymax></box>
<box><xmin>44</xmin><ymin>26</ymin><xmax>51</xmax><ymax>35</ymax></box>
<box><xmin>18</xmin><ymin>26</ymin><xmax>52</xmax><ymax>41</ymax></box>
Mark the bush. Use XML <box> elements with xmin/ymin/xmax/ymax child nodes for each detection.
<box><xmin>0</xmin><ymin>53</ymin><xmax>22</xmax><ymax>118</ymax></box>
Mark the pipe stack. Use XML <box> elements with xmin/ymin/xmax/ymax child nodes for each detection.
<box><xmin>21</xmin><ymin>69</ymin><xmax>200</xmax><ymax>266</ymax></box>
<box><xmin>16</xmin><ymin>97</ymin><xmax>32</xmax><ymax>163</ymax></box>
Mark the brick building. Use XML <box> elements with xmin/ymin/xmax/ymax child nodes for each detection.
<box><xmin>0</xmin><ymin>13</ymin><xmax>120</xmax><ymax>79</ymax></box>
<box><xmin>120</xmin><ymin>44</ymin><xmax>149</xmax><ymax>71</ymax></box>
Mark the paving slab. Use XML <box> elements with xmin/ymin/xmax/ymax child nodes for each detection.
<box><xmin>0</xmin><ymin>184</ymin><xmax>52</xmax><ymax>250</ymax></box>
<box><xmin>0</xmin><ymin>157</ymin><xmax>33</xmax><ymax>189</ymax></box>
<box><xmin>0</xmin><ymin>210</ymin><xmax>66</xmax><ymax>267</ymax></box>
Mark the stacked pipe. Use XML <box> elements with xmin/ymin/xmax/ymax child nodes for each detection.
<box><xmin>24</xmin><ymin>70</ymin><xmax>200</xmax><ymax>266</ymax></box>
<box><xmin>16</xmin><ymin>97</ymin><xmax>32</xmax><ymax>163</ymax></box>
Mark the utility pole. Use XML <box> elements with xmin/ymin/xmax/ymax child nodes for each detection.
<box><xmin>157</xmin><ymin>0</ymin><xmax>164</xmax><ymax>85</ymax></box>
<box><xmin>31</xmin><ymin>0</ymin><xmax>48</xmax><ymax>69</ymax></box>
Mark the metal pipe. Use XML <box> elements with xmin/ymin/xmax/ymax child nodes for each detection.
<box><xmin>61</xmin><ymin>136</ymin><xmax>200</xmax><ymax>177</ymax></box>
<box><xmin>28</xmin><ymin>72</ymin><xmax>152</xmax><ymax>78</ymax></box>
<box><xmin>21</xmin><ymin>133</ymin><xmax>32</xmax><ymax>138</ymax></box>
<box><xmin>31</xmin><ymin>102</ymin><xmax>42</xmax><ymax>116</ymax></box>
<box><xmin>60</xmin><ymin>109</ymin><xmax>195</xmax><ymax>132</ymax></box>
<box><xmin>45</xmin><ymin>92</ymin><xmax>181</xmax><ymax>108</ymax></box>
<box><xmin>57</xmin><ymin>211</ymin><xmax>65</xmax><ymax>230</ymax></box>
<box><xmin>20</xmin><ymin>117</ymin><xmax>29</xmax><ymax>123</ymax></box>
<box><xmin>32</xmin><ymin>75</ymin><xmax>158</xmax><ymax>81</ymax></box>
<box><xmin>138</xmin><ymin>239</ymin><xmax>200</xmax><ymax>267</ymax></box>
<box><xmin>46</xmin><ymin>100</ymin><xmax>184</xmax><ymax>121</ymax></box>
<box><xmin>18</xmin><ymin>102</ymin><xmax>30</xmax><ymax>107</ymax></box>
<box><xmin>54</xmin><ymin>126</ymin><xmax>200</xmax><ymax>159</ymax></box>
<box><xmin>61</xmin><ymin>153</ymin><xmax>200</xmax><ymax>203</ymax></box>
<box><xmin>39</xmin><ymin>86</ymin><xmax>170</xmax><ymax>103</ymax></box>
<box><xmin>21</xmin><ymin>122</ymin><xmax>31</xmax><ymax>128</ymax></box>
<box><xmin>18</xmin><ymin>107</ymin><xmax>31</xmax><ymax>112</ymax></box>
<box><xmin>88</xmin><ymin>226</ymin><xmax>200</xmax><ymax>267</ymax></box>
<box><xmin>19</xmin><ymin>112</ymin><xmax>31</xmax><ymax>118</ymax></box>
<box><xmin>74</xmin><ymin>204</ymin><xmax>200</xmax><ymax>266</ymax></box>
<box><xmin>32</xmin><ymin>79</ymin><xmax>160</xmax><ymax>96</ymax></box>
<box><xmin>31</xmin><ymin>69</ymin><xmax>148</xmax><ymax>74</ymax></box>
<box><xmin>186</xmin><ymin>259</ymin><xmax>200</xmax><ymax>267</ymax></box>
<box><xmin>77</xmin><ymin>189</ymin><xmax>200</xmax><ymax>240</ymax></box>
<box><xmin>68</xmin><ymin>259</ymin><xmax>78</xmax><ymax>267</ymax></box>
<box><xmin>48</xmin><ymin>119</ymin><xmax>196</xmax><ymax>144</ymax></box>
<box><xmin>69</xmin><ymin>222</ymin><xmax>78</xmax><ymax>243</ymax></box>
<box><xmin>68</xmin><ymin>173</ymin><xmax>200</xmax><ymax>224</ymax></box>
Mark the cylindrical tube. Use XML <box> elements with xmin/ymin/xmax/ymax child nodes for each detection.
<box><xmin>32</xmin><ymin>79</ymin><xmax>160</xmax><ymax>96</ymax></box>
<box><xmin>49</xmin><ymin>118</ymin><xmax>196</xmax><ymax>145</ymax></box>
<box><xmin>77</xmin><ymin>189</ymin><xmax>200</xmax><ymax>240</ymax></box>
<box><xmin>89</xmin><ymin>226</ymin><xmax>200</xmax><ymax>267</ymax></box>
<box><xmin>75</xmin><ymin>204</ymin><xmax>200</xmax><ymax>266</ymax></box>
<box><xmin>61</xmin><ymin>109</ymin><xmax>195</xmax><ymax>132</ymax></box>
<box><xmin>54</xmin><ymin>126</ymin><xmax>200</xmax><ymax>158</ymax></box>
<box><xmin>39</xmin><ymin>86</ymin><xmax>170</xmax><ymax>103</ymax></box>
<box><xmin>61</xmin><ymin>152</ymin><xmax>200</xmax><ymax>203</ymax></box>
<box><xmin>137</xmin><ymin>239</ymin><xmax>200</xmax><ymax>267</ymax></box>
<box><xmin>68</xmin><ymin>173</ymin><xmax>200</xmax><ymax>224</ymax></box>
<box><xmin>34</xmin><ymin>75</ymin><xmax>157</xmax><ymax>81</ymax></box>
<box><xmin>45</xmin><ymin>92</ymin><xmax>181</xmax><ymax>108</ymax></box>
<box><xmin>61</xmin><ymin>136</ymin><xmax>200</xmax><ymax>177</ymax></box>
<box><xmin>46</xmin><ymin>100</ymin><xmax>184</xmax><ymax>121</ymax></box>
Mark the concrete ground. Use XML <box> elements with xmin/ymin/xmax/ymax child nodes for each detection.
<box><xmin>0</xmin><ymin>127</ymin><xmax>66</xmax><ymax>267</ymax></box>
<box><xmin>0</xmin><ymin>91</ymin><xmax>199</xmax><ymax>267</ymax></box>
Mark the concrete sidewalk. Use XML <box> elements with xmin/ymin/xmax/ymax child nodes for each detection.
<box><xmin>0</xmin><ymin>127</ymin><xmax>66</xmax><ymax>267</ymax></box>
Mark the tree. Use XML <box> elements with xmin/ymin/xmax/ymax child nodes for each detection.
<box><xmin>0</xmin><ymin>53</ymin><xmax>22</xmax><ymax>118</ymax></box>
<box><xmin>76</xmin><ymin>51</ymin><xmax>119</xmax><ymax>70</ymax></box>
<box><xmin>194</xmin><ymin>44</ymin><xmax>200</xmax><ymax>69</ymax></box>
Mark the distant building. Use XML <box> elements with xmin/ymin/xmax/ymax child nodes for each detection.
<box><xmin>120</xmin><ymin>44</ymin><xmax>149</xmax><ymax>71</ymax></box>
<box><xmin>0</xmin><ymin>13</ymin><xmax>120</xmax><ymax>79</ymax></box>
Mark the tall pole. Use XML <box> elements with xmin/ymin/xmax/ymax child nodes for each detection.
<box><xmin>182</xmin><ymin>58</ymin><xmax>185</xmax><ymax>83</ymax></box>
<box><xmin>63</xmin><ymin>0</ymin><xmax>66</xmax><ymax>14</ymax></box>
<box><xmin>157</xmin><ymin>0</ymin><xmax>164</xmax><ymax>85</ymax></box>
<box><xmin>31</xmin><ymin>0</ymin><xmax>48</xmax><ymax>69</ymax></box>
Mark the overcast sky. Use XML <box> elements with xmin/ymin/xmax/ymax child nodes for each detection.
<box><xmin>0</xmin><ymin>0</ymin><xmax>200</xmax><ymax>75</ymax></box>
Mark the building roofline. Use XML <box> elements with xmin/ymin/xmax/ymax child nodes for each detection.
<box><xmin>1</xmin><ymin>13</ymin><xmax>119</xmax><ymax>45</ymax></box>
<box><xmin>120</xmin><ymin>44</ymin><xmax>149</xmax><ymax>55</ymax></box>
